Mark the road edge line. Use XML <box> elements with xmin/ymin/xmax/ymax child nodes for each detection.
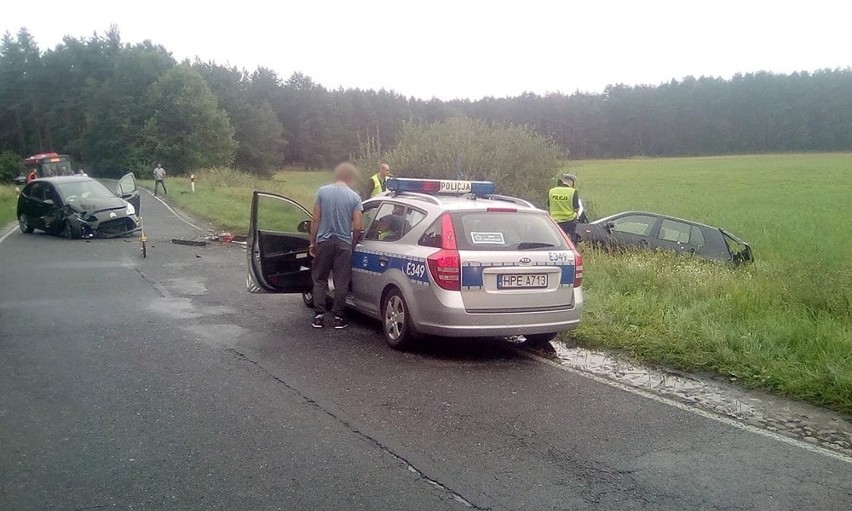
<box><xmin>0</xmin><ymin>225</ymin><xmax>18</xmax><ymax>245</ymax></box>
<box><xmin>514</xmin><ymin>347</ymin><xmax>851</xmax><ymax>464</ymax></box>
<box><xmin>141</xmin><ymin>188</ymin><xmax>206</xmax><ymax>232</ymax></box>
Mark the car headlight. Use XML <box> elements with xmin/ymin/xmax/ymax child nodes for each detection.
<box><xmin>126</xmin><ymin>203</ymin><xmax>136</xmax><ymax>216</ymax></box>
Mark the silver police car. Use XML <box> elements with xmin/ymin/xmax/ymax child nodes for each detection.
<box><xmin>247</xmin><ymin>178</ymin><xmax>583</xmax><ymax>349</ymax></box>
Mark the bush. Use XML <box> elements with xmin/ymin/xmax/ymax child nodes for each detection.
<box><xmin>0</xmin><ymin>151</ymin><xmax>21</xmax><ymax>182</ymax></box>
<box><xmin>362</xmin><ymin>117</ymin><xmax>562</xmax><ymax>204</ymax></box>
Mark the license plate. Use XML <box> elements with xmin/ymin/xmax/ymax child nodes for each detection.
<box><xmin>497</xmin><ymin>274</ymin><xmax>548</xmax><ymax>289</ymax></box>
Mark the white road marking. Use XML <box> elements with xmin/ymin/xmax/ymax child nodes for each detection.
<box><xmin>142</xmin><ymin>188</ymin><xmax>205</xmax><ymax>232</ymax></box>
<box><xmin>0</xmin><ymin>225</ymin><xmax>18</xmax><ymax>245</ymax></box>
<box><xmin>515</xmin><ymin>347</ymin><xmax>852</xmax><ymax>464</ymax></box>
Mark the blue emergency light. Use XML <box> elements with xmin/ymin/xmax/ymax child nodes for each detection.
<box><xmin>387</xmin><ymin>178</ymin><xmax>495</xmax><ymax>196</ymax></box>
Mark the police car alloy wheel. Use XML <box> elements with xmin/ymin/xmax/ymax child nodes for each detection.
<box><xmin>382</xmin><ymin>289</ymin><xmax>415</xmax><ymax>350</ymax></box>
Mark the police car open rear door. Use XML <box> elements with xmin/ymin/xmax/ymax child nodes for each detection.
<box><xmin>247</xmin><ymin>191</ymin><xmax>314</xmax><ymax>294</ymax></box>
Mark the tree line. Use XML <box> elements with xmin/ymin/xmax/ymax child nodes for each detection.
<box><xmin>2</xmin><ymin>27</ymin><xmax>851</xmax><ymax>177</ymax></box>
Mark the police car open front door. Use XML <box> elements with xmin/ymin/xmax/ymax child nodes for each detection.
<box><xmin>247</xmin><ymin>191</ymin><xmax>314</xmax><ymax>294</ymax></box>
<box><xmin>116</xmin><ymin>172</ymin><xmax>141</xmax><ymax>215</ymax></box>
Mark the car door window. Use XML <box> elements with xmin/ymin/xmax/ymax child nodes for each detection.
<box><xmin>364</xmin><ymin>203</ymin><xmax>408</xmax><ymax>242</ymax></box>
<box><xmin>255</xmin><ymin>193</ymin><xmax>311</xmax><ymax>233</ymax></box>
<box><xmin>360</xmin><ymin>203</ymin><xmax>381</xmax><ymax>237</ymax></box>
<box><xmin>23</xmin><ymin>182</ymin><xmax>41</xmax><ymax>199</ymax></box>
<box><xmin>657</xmin><ymin>219</ymin><xmax>692</xmax><ymax>243</ymax></box>
<box><xmin>404</xmin><ymin>208</ymin><xmax>427</xmax><ymax>236</ymax></box>
<box><xmin>418</xmin><ymin>217</ymin><xmax>443</xmax><ymax>248</ymax></box>
<box><xmin>690</xmin><ymin>225</ymin><xmax>705</xmax><ymax>247</ymax></box>
<box><xmin>116</xmin><ymin>173</ymin><xmax>137</xmax><ymax>197</ymax></box>
<box><xmin>611</xmin><ymin>215</ymin><xmax>657</xmax><ymax>236</ymax></box>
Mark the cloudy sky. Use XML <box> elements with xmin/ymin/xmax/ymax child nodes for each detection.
<box><xmin>3</xmin><ymin>0</ymin><xmax>849</xmax><ymax>99</ymax></box>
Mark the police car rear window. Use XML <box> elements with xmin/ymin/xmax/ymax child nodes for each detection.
<box><xmin>452</xmin><ymin>212</ymin><xmax>567</xmax><ymax>251</ymax></box>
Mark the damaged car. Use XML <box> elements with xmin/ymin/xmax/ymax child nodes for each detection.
<box><xmin>17</xmin><ymin>174</ymin><xmax>141</xmax><ymax>239</ymax></box>
<box><xmin>577</xmin><ymin>211</ymin><xmax>753</xmax><ymax>264</ymax></box>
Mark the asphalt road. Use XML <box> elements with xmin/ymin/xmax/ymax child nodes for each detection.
<box><xmin>1</xmin><ymin>190</ymin><xmax>849</xmax><ymax>510</ymax></box>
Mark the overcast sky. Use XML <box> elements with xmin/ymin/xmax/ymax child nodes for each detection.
<box><xmin>3</xmin><ymin>0</ymin><xmax>850</xmax><ymax>100</ymax></box>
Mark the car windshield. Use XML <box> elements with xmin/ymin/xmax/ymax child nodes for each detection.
<box><xmin>55</xmin><ymin>180</ymin><xmax>116</xmax><ymax>200</ymax></box>
<box><xmin>452</xmin><ymin>211</ymin><xmax>567</xmax><ymax>251</ymax></box>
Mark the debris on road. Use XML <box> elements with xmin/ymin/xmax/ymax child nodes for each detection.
<box><xmin>171</xmin><ymin>238</ymin><xmax>208</xmax><ymax>247</ymax></box>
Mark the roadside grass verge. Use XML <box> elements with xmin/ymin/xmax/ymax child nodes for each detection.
<box><xmin>138</xmin><ymin>167</ymin><xmax>327</xmax><ymax>233</ymax></box>
<box><xmin>137</xmin><ymin>154</ymin><xmax>852</xmax><ymax>412</ymax></box>
<box><xmin>575</xmin><ymin>249</ymin><xmax>851</xmax><ymax>412</ymax></box>
<box><xmin>0</xmin><ymin>185</ymin><xmax>18</xmax><ymax>230</ymax></box>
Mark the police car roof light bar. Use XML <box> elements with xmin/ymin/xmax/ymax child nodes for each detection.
<box><xmin>387</xmin><ymin>178</ymin><xmax>495</xmax><ymax>196</ymax></box>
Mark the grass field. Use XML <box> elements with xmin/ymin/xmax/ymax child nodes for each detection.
<box><xmin>141</xmin><ymin>155</ymin><xmax>851</xmax><ymax>412</ymax></box>
<box><xmin>0</xmin><ymin>185</ymin><xmax>18</xmax><ymax>230</ymax></box>
<box><xmin>570</xmin><ymin>154</ymin><xmax>851</xmax><ymax>412</ymax></box>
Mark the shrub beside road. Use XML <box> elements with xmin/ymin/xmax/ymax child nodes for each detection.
<box><xmin>147</xmin><ymin>154</ymin><xmax>851</xmax><ymax>412</ymax></box>
<box><xmin>0</xmin><ymin>185</ymin><xmax>17</xmax><ymax>229</ymax></box>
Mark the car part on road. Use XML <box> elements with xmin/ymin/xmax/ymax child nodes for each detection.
<box><xmin>171</xmin><ymin>238</ymin><xmax>208</xmax><ymax>247</ymax></box>
<box><xmin>522</xmin><ymin>332</ymin><xmax>559</xmax><ymax>346</ymax></box>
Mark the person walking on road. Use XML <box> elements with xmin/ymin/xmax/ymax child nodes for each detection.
<box><xmin>548</xmin><ymin>173</ymin><xmax>581</xmax><ymax>242</ymax></box>
<box><xmin>363</xmin><ymin>163</ymin><xmax>391</xmax><ymax>199</ymax></box>
<box><xmin>153</xmin><ymin>163</ymin><xmax>167</xmax><ymax>197</ymax></box>
<box><xmin>310</xmin><ymin>162</ymin><xmax>363</xmax><ymax>330</ymax></box>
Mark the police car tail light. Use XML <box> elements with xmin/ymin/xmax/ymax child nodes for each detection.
<box><xmin>427</xmin><ymin>214</ymin><xmax>461</xmax><ymax>291</ymax></box>
<box><xmin>573</xmin><ymin>251</ymin><xmax>583</xmax><ymax>287</ymax></box>
<box><xmin>552</xmin><ymin>218</ymin><xmax>583</xmax><ymax>287</ymax></box>
<box><xmin>428</xmin><ymin>251</ymin><xmax>461</xmax><ymax>291</ymax></box>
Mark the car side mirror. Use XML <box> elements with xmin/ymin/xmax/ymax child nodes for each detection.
<box><xmin>297</xmin><ymin>219</ymin><xmax>311</xmax><ymax>233</ymax></box>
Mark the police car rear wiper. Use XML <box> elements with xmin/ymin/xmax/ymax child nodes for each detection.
<box><xmin>517</xmin><ymin>242</ymin><xmax>556</xmax><ymax>250</ymax></box>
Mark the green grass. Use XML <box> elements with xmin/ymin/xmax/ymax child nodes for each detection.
<box><xmin>569</xmin><ymin>154</ymin><xmax>852</xmax><ymax>412</ymax></box>
<box><xmin>143</xmin><ymin>155</ymin><xmax>852</xmax><ymax>413</ymax></box>
<box><xmin>0</xmin><ymin>184</ymin><xmax>18</xmax><ymax>229</ymax></box>
<box><xmin>138</xmin><ymin>167</ymin><xmax>327</xmax><ymax>233</ymax></box>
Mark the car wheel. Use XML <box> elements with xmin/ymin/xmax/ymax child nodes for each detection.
<box><xmin>523</xmin><ymin>332</ymin><xmax>558</xmax><ymax>346</ymax></box>
<box><xmin>382</xmin><ymin>288</ymin><xmax>417</xmax><ymax>350</ymax></box>
<box><xmin>62</xmin><ymin>219</ymin><xmax>83</xmax><ymax>239</ymax></box>
<box><xmin>18</xmin><ymin>214</ymin><xmax>34</xmax><ymax>233</ymax></box>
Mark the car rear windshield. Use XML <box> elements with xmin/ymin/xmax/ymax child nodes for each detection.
<box><xmin>451</xmin><ymin>211</ymin><xmax>568</xmax><ymax>251</ymax></box>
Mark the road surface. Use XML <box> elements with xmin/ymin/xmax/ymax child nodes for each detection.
<box><xmin>1</xmin><ymin>190</ymin><xmax>849</xmax><ymax>510</ymax></box>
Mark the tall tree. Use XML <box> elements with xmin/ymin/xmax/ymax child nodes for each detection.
<box><xmin>142</xmin><ymin>65</ymin><xmax>236</xmax><ymax>173</ymax></box>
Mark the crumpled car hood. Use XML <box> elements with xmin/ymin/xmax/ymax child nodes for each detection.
<box><xmin>68</xmin><ymin>196</ymin><xmax>126</xmax><ymax>214</ymax></box>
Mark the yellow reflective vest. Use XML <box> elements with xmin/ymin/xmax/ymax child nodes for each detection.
<box><xmin>548</xmin><ymin>186</ymin><xmax>577</xmax><ymax>222</ymax></box>
<box><xmin>370</xmin><ymin>173</ymin><xmax>385</xmax><ymax>197</ymax></box>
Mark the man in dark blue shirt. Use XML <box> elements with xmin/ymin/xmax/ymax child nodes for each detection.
<box><xmin>309</xmin><ymin>163</ymin><xmax>363</xmax><ymax>329</ymax></box>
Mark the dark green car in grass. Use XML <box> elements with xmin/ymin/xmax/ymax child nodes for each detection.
<box><xmin>577</xmin><ymin>211</ymin><xmax>753</xmax><ymax>264</ymax></box>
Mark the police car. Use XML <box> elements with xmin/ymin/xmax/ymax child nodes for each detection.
<box><xmin>247</xmin><ymin>178</ymin><xmax>583</xmax><ymax>349</ymax></box>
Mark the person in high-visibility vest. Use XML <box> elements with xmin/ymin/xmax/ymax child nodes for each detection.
<box><xmin>548</xmin><ymin>173</ymin><xmax>581</xmax><ymax>241</ymax></box>
<box><xmin>364</xmin><ymin>163</ymin><xmax>391</xmax><ymax>199</ymax></box>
